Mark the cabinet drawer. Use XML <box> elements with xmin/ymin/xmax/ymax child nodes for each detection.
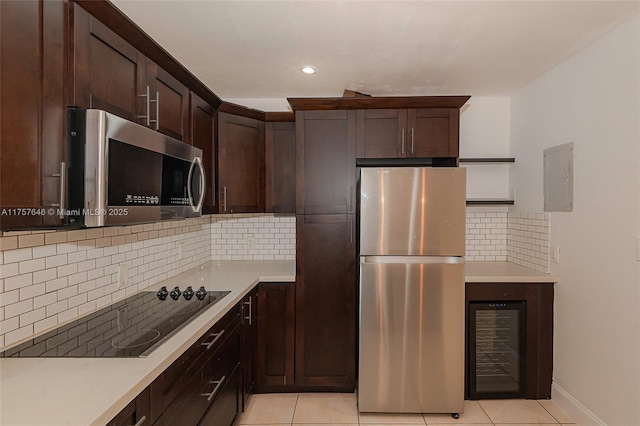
<box><xmin>154</xmin><ymin>322</ymin><xmax>241</xmax><ymax>426</ymax></box>
<box><xmin>199</xmin><ymin>362</ymin><xmax>241</xmax><ymax>426</ymax></box>
<box><xmin>150</xmin><ymin>305</ymin><xmax>241</xmax><ymax>423</ymax></box>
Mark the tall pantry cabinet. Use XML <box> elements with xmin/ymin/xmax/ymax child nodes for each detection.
<box><xmin>294</xmin><ymin>110</ymin><xmax>357</xmax><ymax>390</ymax></box>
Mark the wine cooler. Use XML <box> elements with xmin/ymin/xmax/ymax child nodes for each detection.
<box><xmin>468</xmin><ymin>301</ymin><xmax>526</xmax><ymax>399</ymax></box>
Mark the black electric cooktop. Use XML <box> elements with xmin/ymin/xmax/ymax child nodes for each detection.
<box><xmin>0</xmin><ymin>288</ymin><xmax>230</xmax><ymax>358</ymax></box>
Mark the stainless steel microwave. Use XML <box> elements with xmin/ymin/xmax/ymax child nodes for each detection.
<box><xmin>66</xmin><ymin>108</ymin><xmax>204</xmax><ymax>227</ymax></box>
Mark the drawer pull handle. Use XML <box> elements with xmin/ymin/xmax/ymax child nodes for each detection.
<box><xmin>133</xmin><ymin>415</ymin><xmax>147</xmax><ymax>426</ymax></box>
<box><xmin>201</xmin><ymin>330</ymin><xmax>225</xmax><ymax>350</ymax></box>
<box><xmin>243</xmin><ymin>297</ymin><xmax>252</xmax><ymax>325</ymax></box>
<box><xmin>201</xmin><ymin>376</ymin><xmax>226</xmax><ymax>402</ymax></box>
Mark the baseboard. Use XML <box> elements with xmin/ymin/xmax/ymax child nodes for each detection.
<box><xmin>552</xmin><ymin>383</ymin><xmax>606</xmax><ymax>425</ymax></box>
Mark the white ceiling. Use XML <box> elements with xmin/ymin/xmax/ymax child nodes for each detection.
<box><xmin>111</xmin><ymin>1</ymin><xmax>639</xmax><ymax>106</ymax></box>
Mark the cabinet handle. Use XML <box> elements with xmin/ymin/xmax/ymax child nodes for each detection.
<box><xmin>223</xmin><ymin>186</ymin><xmax>227</xmax><ymax>212</ymax></box>
<box><xmin>243</xmin><ymin>297</ymin><xmax>252</xmax><ymax>325</ymax></box>
<box><xmin>137</xmin><ymin>86</ymin><xmax>151</xmax><ymax>127</ymax></box>
<box><xmin>201</xmin><ymin>376</ymin><xmax>226</xmax><ymax>402</ymax></box>
<box><xmin>401</xmin><ymin>128</ymin><xmax>405</xmax><ymax>155</ymax></box>
<box><xmin>201</xmin><ymin>329</ymin><xmax>225</xmax><ymax>350</ymax></box>
<box><xmin>349</xmin><ymin>185</ymin><xmax>354</xmax><ymax>212</ymax></box>
<box><xmin>50</xmin><ymin>162</ymin><xmax>66</xmax><ymax>219</ymax></box>
<box><xmin>133</xmin><ymin>416</ymin><xmax>147</xmax><ymax>426</ymax></box>
<box><xmin>411</xmin><ymin>128</ymin><xmax>415</xmax><ymax>155</ymax></box>
<box><xmin>149</xmin><ymin>91</ymin><xmax>159</xmax><ymax>131</ymax></box>
<box><xmin>350</xmin><ymin>217</ymin><xmax>353</xmax><ymax>244</ymax></box>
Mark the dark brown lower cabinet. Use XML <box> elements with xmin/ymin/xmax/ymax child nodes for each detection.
<box><xmin>108</xmin><ymin>387</ymin><xmax>150</xmax><ymax>426</ymax></box>
<box><xmin>199</xmin><ymin>362</ymin><xmax>241</xmax><ymax>426</ymax></box>
<box><xmin>255</xmin><ymin>282</ymin><xmax>295</xmax><ymax>391</ymax></box>
<box><xmin>147</xmin><ymin>304</ymin><xmax>242</xmax><ymax>426</ymax></box>
<box><xmin>295</xmin><ymin>214</ymin><xmax>356</xmax><ymax>390</ymax></box>
<box><xmin>241</xmin><ymin>287</ymin><xmax>258</xmax><ymax>409</ymax></box>
<box><xmin>465</xmin><ymin>282</ymin><xmax>554</xmax><ymax>400</ymax></box>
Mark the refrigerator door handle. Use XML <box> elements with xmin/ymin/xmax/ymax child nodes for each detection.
<box><xmin>360</xmin><ymin>255</ymin><xmax>464</xmax><ymax>264</ymax></box>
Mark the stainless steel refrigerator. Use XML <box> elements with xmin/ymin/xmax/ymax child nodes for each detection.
<box><xmin>358</xmin><ymin>167</ymin><xmax>466</xmax><ymax>415</ymax></box>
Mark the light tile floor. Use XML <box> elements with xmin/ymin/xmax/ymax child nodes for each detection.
<box><xmin>238</xmin><ymin>393</ymin><xmax>576</xmax><ymax>426</ymax></box>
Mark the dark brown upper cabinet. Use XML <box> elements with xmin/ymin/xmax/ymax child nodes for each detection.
<box><xmin>265</xmin><ymin>113</ymin><xmax>296</xmax><ymax>214</ymax></box>
<box><xmin>190</xmin><ymin>92</ymin><xmax>216</xmax><ymax>213</ymax></box>
<box><xmin>288</xmin><ymin>96</ymin><xmax>469</xmax><ymax>160</ymax></box>
<box><xmin>356</xmin><ymin>108</ymin><xmax>462</xmax><ymax>158</ymax></box>
<box><xmin>147</xmin><ymin>63</ymin><xmax>190</xmax><ymax>143</ymax></box>
<box><xmin>0</xmin><ymin>0</ymin><xmax>67</xmax><ymax>230</ymax></box>
<box><xmin>71</xmin><ymin>4</ymin><xmax>189</xmax><ymax>142</ymax></box>
<box><xmin>295</xmin><ymin>110</ymin><xmax>356</xmax><ymax>215</ymax></box>
<box><xmin>217</xmin><ymin>106</ymin><xmax>265</xmax><ymax>213</ymax></box>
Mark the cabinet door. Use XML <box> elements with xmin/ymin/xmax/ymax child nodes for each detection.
<box><xmin>107</xmin><ymin>387</ymin><xmax>150</xmax><ymax>426</ymax></box>
<box><xmin>356</xmin><ymin>109</ymin><xmax>407</xmax><ymax>158</ymax></box>
<box><xmin>1</xmin><ymin>0</ymin><xmax>66</xmax><ymax>230</ymax></box>
<box><xmin>191</xmin><ymin>92</ymin><xmax>216</xmax><ymax>213</ymax></box>
<box><xmin>199</xmin><ymin>363</ymin><xmax>241</xmax><ymax>426</ymax></box>
<box><xmin>147</xmin><ymin>62</ymin><xmax>190</xmax><ymax>142</ymax></box>
<box><xmin>256</xmin><ymin>283</ymin><xmax>295</xmax><ymax>390</ymax></box>
<box><xmin>71</xmin><ymin>4</ymin><xmax>146</xmax><ymax>123</ymax></box>
<box><xmin>218</xmin><ymin>112</ymin><xmax>265</xmax><ymax>213</ymax></box>
<box><xmin>295</xmin><ymin>214</ymin><xmax>356</xmax><ymax>389</ymax></box>
<box><xmin>296</xmin><ymin>111</ymin><xmax>356</xmax><ymax>215</ymax></box>
<box><xmin>265</xmin><ymin>122</ymin><xmax>296</xmax><ymax>213</ymax></box>
<box><xmin>241</xmin><ymin>287</ymin><xmax>258</xmax><ymax>410</ymax></box>
<box><xmin>407</xmin><ymin>108</ymin><xmax>459</xmax><ymax>158</ymax></box>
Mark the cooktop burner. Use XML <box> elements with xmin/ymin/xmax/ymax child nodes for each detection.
<box><xmin>0</xmin><ymin>288</ymin><xmax>230</xmax><ymax>358</ymax></box>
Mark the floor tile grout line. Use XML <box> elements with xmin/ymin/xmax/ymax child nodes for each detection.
<box><xmin>538</xmin><ymin>399</ymin><xmax>568</xmax><ymax>424</ymax></box>
<box><xmin>476</xmin><ymin>399</ymin><xmax>496</xmax><ymax>425</ymax></box>
<box><xmin>536</xmin><ymin>399</ymin><xmax>561</xmax><ymax>424</ymax></box>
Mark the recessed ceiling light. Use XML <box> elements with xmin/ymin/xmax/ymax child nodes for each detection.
<box><xmin>300</xmin><ymin>66</ymin><xmax>316</xmax><ymax>75</ymax></box>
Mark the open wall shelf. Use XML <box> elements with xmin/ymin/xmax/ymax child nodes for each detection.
<box><xmin>466</xmin><ymin>198</ymin><xmax>515</xmax><ymax>206</ymax></box>
<box><xmin>459</xmin><ymin>158</ymin><xmax>515</xmax><ymax>164</ymax></box>
<box><xmin>460</xmin><ymin>158</ymin><xmax>515</xmax><ymax>206</ymax></box>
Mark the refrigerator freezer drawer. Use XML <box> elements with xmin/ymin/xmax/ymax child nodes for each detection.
<box><xmin>359</xmin><ymin>167</ymin><xmax>466</xmax><ymax>257</ymax></box>
<box><xmin>358</xmin><ymin>259</ymin><xmax>465</xmax><ymax>413</ymax></box>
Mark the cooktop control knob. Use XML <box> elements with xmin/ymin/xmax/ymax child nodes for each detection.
<box><xmin>170</xmin><ymin>286</ymin><xmax>182</xmax><ymax>300</ymax></box>
<box><xmin>195</xmin><ymin>286</ymin><xmax>207</xmax><ymax>300</ymax></box>
<box><xmin>157</xmin><ymin>286</ymin><xmax>169</xmax><ymax>300</ymax></box>
<box><xmin>183</xmin><ymin>286</ymin><xmax>194</xmax><ymax>300</ymax></box>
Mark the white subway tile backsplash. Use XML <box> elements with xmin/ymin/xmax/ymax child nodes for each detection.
<box><xmin>18</xmin><ymin>234</ymin><xmax>44</xmax><ymax>248</ymax></box>
<box><xmin>5</xmin><ymin>274</ymin><xmax>33</xmax><ymax>292</ymax></box>
<box><xmin>0</xmin><ymin>263</ymin><xmax>19</xmax><ymax>279</ymax></box>
<box><xmin>465</xmin><ymin>210</ymin><xmax>508</xmax><ymax>261</ymax></box>
<box><xmin>507</xmin><ymin>212</ymin><xmax>550</xmax><ymax>273</ymax></box>
<box><xmin>19</xmin><ymin>283</ymin><xmax>45</xmax><ymax>301</ymax></box>
<box><xmin>0</xmin><ymin>217</ymin><xmax>212</xmax><ymax>350</ymax></box>
<box><xmin>211</xmin><ymin>214</ymin><xmax>296</xmax><ymax>261</ymax></box>
<box><xmin>4</xmin><ymin>248</ymin><xmax>33</xmax><ymax>264</ymax></box>
<box><xmin>33</xmin><ymin>293</ymin><xmax>56</xmax><ymax>310</ymax></box>
<box><xmin>5</xmin><ymin>299</ymin><xmax>33</xmax><ymax>319</ymax></box>
<box><xmin>0</xmin><ymin>317</ymin><xmax>19</xmax><ymax>334</ymax></box>
<box><xmin>5</xmin><ymin>324</ymin><xmax>34</xmax><ymax>346</ymax></box>
<box><xmin>20</xmin><ymin>307</ymin><xmax>45</xmax><ymax>327</ymax></box>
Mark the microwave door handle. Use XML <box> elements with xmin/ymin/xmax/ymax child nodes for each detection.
<box><xmin>187</xmin><ymin>157</ymin><xmax>205</xmax><ymax>213</ymax></box>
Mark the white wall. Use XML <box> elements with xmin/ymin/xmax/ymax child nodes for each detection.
<box><xmin>510</xmin><ymin>13</ymin><xmax>640</xmax><ymax>425</ymax></box>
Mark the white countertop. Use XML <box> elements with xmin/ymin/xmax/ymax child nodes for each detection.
<box><xmin>0</xmin><ymin>260</ymin><xmax>295</xmax><ymax>426</ymax></box>
<box><xmin>465</xmin><ymin>261</ymin><xmax>557</xmax><ymax>283</ymax></box>
<box><xmin>0</xmin><ymin>259</ymin><xmax>554</xmax><ymax>425</ymax></box>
